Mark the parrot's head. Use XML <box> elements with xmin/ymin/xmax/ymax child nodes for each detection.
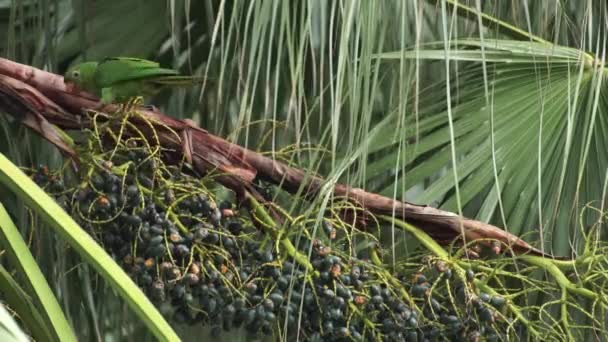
<box><xmin>64</xmin><ymin>61</ymin><xmax>98</xmax><ymax>93</ymax></box>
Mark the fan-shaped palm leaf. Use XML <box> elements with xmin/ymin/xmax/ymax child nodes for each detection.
<box><xmin>373</xmin><ymin>39</ymin><xmax>605</xmax><ymax>257</ymax></box>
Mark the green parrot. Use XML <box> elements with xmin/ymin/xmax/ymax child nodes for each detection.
<box><xmin>64</xmin><ymin>57</ymin><xmax>203</xmax><ymax>106</ymax></box>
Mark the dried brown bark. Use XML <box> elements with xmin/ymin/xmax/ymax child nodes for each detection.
<box><xmin>0</xmin><ymin>58</ymin><xmax>556</xmax><ymax>258</ymax></box>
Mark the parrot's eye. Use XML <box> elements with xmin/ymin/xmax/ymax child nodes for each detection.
<box><xmin>72</xmin><ymin>70</ymin><xmax>80</xmax><ymax>79</ymax></box>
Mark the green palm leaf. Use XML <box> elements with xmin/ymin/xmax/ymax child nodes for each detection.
<box><xmin>0</xmin><ymin>302</ymin><xmax>30</xmax><ymax>342</ymax></box>
<box><xmin>373</xmin><ymin>39</ymin><xmax>604</xmax><ymax>256</ymax></box>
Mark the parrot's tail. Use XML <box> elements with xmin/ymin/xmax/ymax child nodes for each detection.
<box><xmin>153</xmin><ymin>75</ymin><xmax>207</xmax><ymax>86</ymax></box>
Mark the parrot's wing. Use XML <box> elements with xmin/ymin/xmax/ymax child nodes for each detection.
<box><xmin>95</xmin><ymin>57</ymin><xmax>179</xmax><ymax>87</ymax></box>
<box><xmin>103</xmin><ymin>57</ymin><xmax>159</xmax><ymax>67</ymax></box>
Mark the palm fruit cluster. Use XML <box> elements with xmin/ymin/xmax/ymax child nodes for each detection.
<box><xmin>26</xmin><ymin>124</ymin><xmax>518</xmax><ymax>341</ymax></box>
<box><xmin>402</xmin><ymin>260</ymin><xmax>509</xmax><ymax>341</ymax></box>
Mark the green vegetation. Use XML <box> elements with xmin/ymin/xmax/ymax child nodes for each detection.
<box><xmin>1</xmin><ymin>1</ymin><xmax>608</xmax><ymax>341</ymax></box>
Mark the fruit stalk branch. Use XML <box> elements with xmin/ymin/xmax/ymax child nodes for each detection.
<box><xmin>518</xmin><ymin>255</ymin><xmax>599</xmax><ymax>301</ymax></box>
<box><xmin>246</xmin><ymin>194</ymin><xmax>315</xmax><ymax>273</ymax></box>
<box><xmin>387</xmin><ymin>215</ymin><xmax>541</xmax><ymax>336</ymax></box>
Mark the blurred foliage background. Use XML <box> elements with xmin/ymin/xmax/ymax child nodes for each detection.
<box><xmin>1</xmin><ymin>0</ymin><xmax>608</xmax><ymax>340</ymax></box>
